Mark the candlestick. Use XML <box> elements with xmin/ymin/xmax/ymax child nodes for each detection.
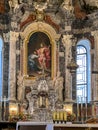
<box><xmin>0</xmin><ymin>96</ymin><xmax>2</xmax><ymax>121</ymax></box>
<box><xmin>46</xmin><ymin>98</ymin><xmax>48</xmax><ymax>108</ymax></box>
<box><xmin>77</xmin><ymin>97</ymin><xmax>79</xmax><ymax>121</ymax></box>
<box><xmin>85</xmin><ymin>97</ymin><xmax>87</xmax><ymax>121</ymax></box>
<box><xmin>81</xmin><ymin>97</ymin><xmax>83</xmax><ymax>123</ymax></box>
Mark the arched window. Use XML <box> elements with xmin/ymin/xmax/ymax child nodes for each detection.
<box><xmin>76</xmin><ymin>39</ymin><xmax>91</xmax><ymax>103</ymax></box>
<box><xmin>0</xmin><ymin>37</ymin><xmax>3</xmax><ymax>97</ymax></box>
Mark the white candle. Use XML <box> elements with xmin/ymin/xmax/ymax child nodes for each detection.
<box><xmin>40</xmin><ymin>96</ymin><xmax>42</xmax><ymax>107</ymax></box>
<box><xmin>46</xmin><ymin>98</ymin><xmax>48</xmax><ymax>108</ymax></box>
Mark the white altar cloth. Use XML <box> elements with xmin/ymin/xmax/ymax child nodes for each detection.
<box><xmin>16</xmin><ymin>122</ymin><xmax>53</xmax><ymax>130</ymax></box>
<box><xmin>16</xmin><ymin>122</ymin><xmax>98</xmax><ymax>130</ymax></box>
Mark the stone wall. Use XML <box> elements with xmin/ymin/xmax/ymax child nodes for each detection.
<box><xmin>86</xmin><ymin>0</ymin><xmax>98</xmax><ymax>7</ymax></box>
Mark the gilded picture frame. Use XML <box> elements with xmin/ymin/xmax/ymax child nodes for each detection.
<box><xmin>24</xmin><ymin>31</ymin><xmax>52</xmax><ymax>78</ymax></box>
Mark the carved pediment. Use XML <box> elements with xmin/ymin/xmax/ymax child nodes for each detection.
<box><xmin>20</xmin><ymin>13</ymin><xmax>60</xmax><ymax>32</ymax></box>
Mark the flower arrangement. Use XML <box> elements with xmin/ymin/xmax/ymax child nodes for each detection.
<box><xmin>67</xmin><ymin>112</ymin><xmax>76</xmax><ymax>122</ymax></box>
<box><xmin>9</xmin><ymin>113</ymin><xmax>31</xmax><ymax>122</ymax></box>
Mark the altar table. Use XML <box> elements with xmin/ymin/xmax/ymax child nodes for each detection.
<box><xmin>16</xmin><ymin>122</ymin><xmax>98</xmax><ymax>130</ymax></box>
<box><xmin>16</xmin><ymin>122</ymin><xmax>53</xmax><ymax>130</ymax></box>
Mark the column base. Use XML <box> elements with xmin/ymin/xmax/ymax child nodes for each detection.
<box><xmin>64</xmin><ymin>99</ymin><xmax>75</xmax><ymax>104</ymax></box>
<box><xmin>8</xmin><ymin>98</ymin><xmax>17</xmax><ymax>103</ymax></box>
<box><xmin>63</xmin><ymin>99</ymin><xmax>75</xmax><ymax>114</ymax></box>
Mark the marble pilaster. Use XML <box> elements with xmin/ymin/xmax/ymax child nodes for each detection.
<box><xmin>8</xmin><ymin>31</ymin><xmax>19</xmax><ymax>102</ymax></box>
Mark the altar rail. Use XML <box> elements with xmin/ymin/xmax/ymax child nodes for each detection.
<box><xmin>54</xmin><ymin>124</ymin><xmax>98</xmax><ymax>130</ymax></box>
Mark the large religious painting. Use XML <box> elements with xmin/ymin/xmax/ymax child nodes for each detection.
<box><xmin>27</xmin><ymin>32</ymin><xmax>51</xmax><ymax>77</ymax></box>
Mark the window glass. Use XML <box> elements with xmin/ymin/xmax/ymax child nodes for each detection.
<box><xmin>76</xmin><ymin>40</ymin><xmax>91</xmax><ymax>103</ymax></box>
<box><xmin>0</xmin><ymin>38</ymin><xmax>3</xmax><ymax>97</ymax></box>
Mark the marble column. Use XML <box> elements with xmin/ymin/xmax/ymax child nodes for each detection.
<box><xmin>8</xmin><ymin>31</ymin><xmax>19</xmax><ymax>102</ymax></box>
<box><xmin>62</xmin><ymin>34</ymin><xmax>73</xmax><ymax>102</ymax></box>
<box><xmin>91</xmin><ymin>31</ymin><xmax>98</xmax><ymax>101</ymax></box>
<box><xmin>91</xmin><ymin>31</ymin><xmax>98</xmax><ymax>117</ymax></box>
